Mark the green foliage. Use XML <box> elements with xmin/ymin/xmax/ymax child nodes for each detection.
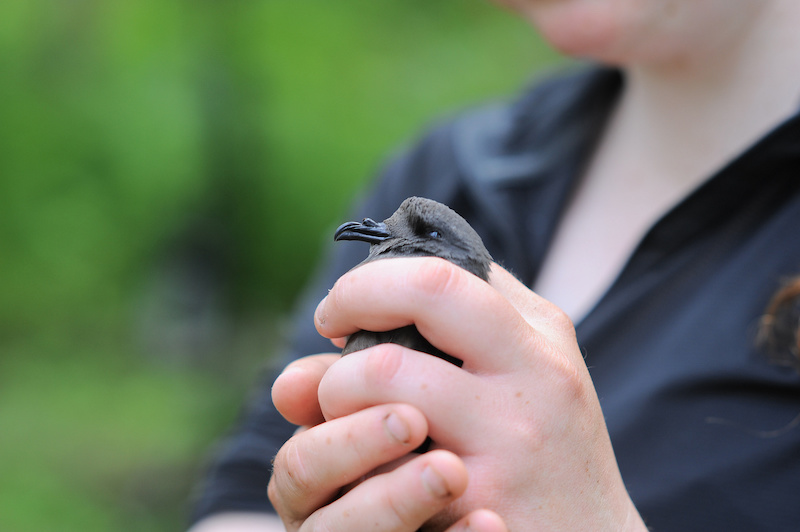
<box><xmin>0</xmin><ymin>332</ymin><xmax>253</xmax><ymax>531</ymax></box>
<box><xmin>0</xmin><ymin>0</ymin><xmax>561</xmax><ymax>530</ymax></box>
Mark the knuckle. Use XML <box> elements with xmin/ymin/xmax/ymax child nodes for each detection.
<box><xmin>380</xmin><ymin>488</ymin><xmax>419</xmax><ymax>529</ymax></box>
<box><xmin>412</xmin><ymin>257</ymin><xmax>461</xmax><ymax>300</ymax></box>
<box><xmin>328</xmin><ymin>274</ymin><xmax>355</xmax><ymax>315</ymax></box>
<box><xmin>522</xmin><ymin>298</ymin><xmax>578</xmax><ymax>347</ymax></box>
<box><xmin>363</xmin><ymin>343</ymin><xmax>405</xmax><ymax>387</ymax></box>
<box><xmin>266</xmin><ymin>476</ymin><xmax>278</xmax><ymax>506</ymax></box>
<box><xmin>302</xmin><ymin>512</ymin><xmax>332</xmax><ymax>532</ymax></box>
<box><xmin>268</xmin><ymin>442</ymin><xmax>310</xmax><ymax>528</ymax></box>
<box><xmin>546</xmin><ymin>346</ymin><xmax>589</xmax><ymax>407</ymax></box>
<box><xmin>266</xmin><ymin>478</ymin><xmax>290</xmax><ymax>521</ymax></box>
<box><xmin>273</xmin><ymin>437</ymin><xmax>315</xmax><ymax>498</ymax></box>
<box><xmin>543</xmin><ymin>300</ymin><xmax>576</xmax><ymax>334</ymax></box>
<box><xmin>555</xmin><ymin>354</ymin><xmax>587</xmax><ymax>400</ymax></box>
<box><xmin>523</xmin><ymin>326</ymin><xmax>584</xmax><ymax>395</ymax></box>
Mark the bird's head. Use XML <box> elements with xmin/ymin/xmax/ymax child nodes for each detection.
<box><xmin>334</xmin><ymin>196</ymin><xmax>493</xmax><ymax>281</ymax></box>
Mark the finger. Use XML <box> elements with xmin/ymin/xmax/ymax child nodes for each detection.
<box><xmin>330</xmin><ymin>336</ymin><xmax>347</xmax><ymax>349</ymax></box>
<box><xmin>318</xmin><ymin>344</ymin><xmax>487</xmax><ymax>449</ymax></box>
<box><xmin>489</xmin><ymin>263</ymin><xmax>579</xmax><ymax>358</ymax></box>
<box><xmin>490</xmin><ymin>263</ymin><xmax>575</xmax><ymax>331</ymax></box>
<box><xmin>445</xmin><ymin>509</ymin><xmax>508</xmax><ymax>532</ymax></box>
<box><xmin>272</xmin><ymin>354</ymin><xmax>341</xmax><ymax>426</ymax></box>
<box><xmin>315</xmin><ymin>257</ymin><xmax>533</xmax><ymax>372</ymax></box>
<box><xmin>304</xmin><ymin>450</ymin><xmax>468</xmax><ymax>531</ymax></box>
<box><xmin>268</xmin><ymin>403</ymin><xmax>428</xmax><ymax>525</ymax></box>
<box><xmin>489</xmin><ymin>263</ymin><xmax>556</xmax><ymax>325</ymax></box>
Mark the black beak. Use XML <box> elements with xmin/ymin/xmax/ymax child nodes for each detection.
<box><xmin>334</xmin><ymin>218</ymin><xmax>391</xmax><ymax>244</ymax></box>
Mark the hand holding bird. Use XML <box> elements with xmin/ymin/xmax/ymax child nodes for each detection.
<box><xmin>269</xmin><ymin>198</ymin><xmax>644</xmax><ymax>532</ymax></box>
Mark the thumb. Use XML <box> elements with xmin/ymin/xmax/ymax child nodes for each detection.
<box><xmin>272</xmin><ymin>354</ymin><xmax>341</xmax><ymax>427</ymax></box>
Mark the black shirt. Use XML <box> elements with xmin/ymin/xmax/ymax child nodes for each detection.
<box><xmin>191</xmin><ymin>67</ymin><xmax>800</xmax><ymax>530</ymax></box>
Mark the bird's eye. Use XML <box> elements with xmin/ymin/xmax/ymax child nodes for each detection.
<box><xmin>412</xmin><ymin>217</ymin><xmax>442</xmax><ymax>239</ymax></box>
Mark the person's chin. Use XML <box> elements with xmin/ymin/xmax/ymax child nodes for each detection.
<box><xmin>518</xmin><ymin>4</ymin><xmax>630</xmax><ymax>64</ymax></box>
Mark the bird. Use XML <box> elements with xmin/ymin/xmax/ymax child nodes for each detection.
<box><xmin>334</xmin><ymin>197</ymin><xmax>493</xmax><ymax>453</ymax></box>
<box><xmin>333</xmin><ymin>196</ymin><xmax>493</xmax><ymax>367</ymax></box>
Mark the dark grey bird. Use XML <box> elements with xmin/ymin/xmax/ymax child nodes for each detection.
<box><xmin>333</xmin><ymin>196</ymin><xmax>493</xmax><ymax>367</ymax></box>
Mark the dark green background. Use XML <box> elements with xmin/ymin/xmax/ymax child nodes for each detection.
<box><xmin>0</xmin><ymin>1</ymin><xmax>561</xmax><ymax>529</ymax></box>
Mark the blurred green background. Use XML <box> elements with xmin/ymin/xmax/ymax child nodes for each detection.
<box><xmin>0</xmin><ymin>1</ymin><xmax>561</xmax><ymax>530</ymax></box>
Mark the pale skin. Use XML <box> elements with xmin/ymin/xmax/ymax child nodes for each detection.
<box><xmin>190</xmin><ymin>0</ymin><xmax>800</xmax><ymax>530</ymax></box>
<box><xmin>269</xmin><ymin>259</ymin><xmax>638</xmax><ymax>531</ymax></box>
<box><xmin>532</xmin><ymin>0</ymin><xmax>800</xmax><ymax>320</ymax></box>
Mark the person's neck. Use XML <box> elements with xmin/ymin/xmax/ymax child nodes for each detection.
<box><xmin>608</xmin><ymin>2</ymin><xmax>800</xmax><ymax>194</ymax></box>
<box><xmin>533</xmin><ymin>2</ymin><xmax>800</xmax><ymax>321</ymax></box>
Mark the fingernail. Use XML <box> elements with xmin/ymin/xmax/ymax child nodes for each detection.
<box><xmin>384</xmin><ymin>411</ymin><xmax>411</xmax><ymax>443</ymax></box>
<box><xmin>314</xmin><ymin>296</ymin><xmax>328</xmax><ymax>327</ymax></box>
<box><xmin>421</xmin><ymin>465</ymin><xmax>451</xmax><ymax>498</ymax></box>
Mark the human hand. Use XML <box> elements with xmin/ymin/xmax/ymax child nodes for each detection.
<box><xmin>303</xmin><ymin>257</ymin><xmax>646</xmax><ymax>530</ymax></box>
<box><xmin>269</xmin><ymin>351</ymin><xmax>507</xmax><ymax>531</ymax></box>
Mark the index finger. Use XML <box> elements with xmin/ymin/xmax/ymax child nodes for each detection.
<box><xmin>489</xmin><ymin>263</ymin><xmax>578</xmax><ymax>352</ymax></box>
<box><xmin>314</xmin><ymin>257</ymin><xmax>535</xmax><ymax>372</ymax></box>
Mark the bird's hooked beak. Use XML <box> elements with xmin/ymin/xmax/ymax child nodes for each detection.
<box><xmin>334</xmin><ymin>218</ymin><xmax>391</xmax><ymax>244</ymax></box>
